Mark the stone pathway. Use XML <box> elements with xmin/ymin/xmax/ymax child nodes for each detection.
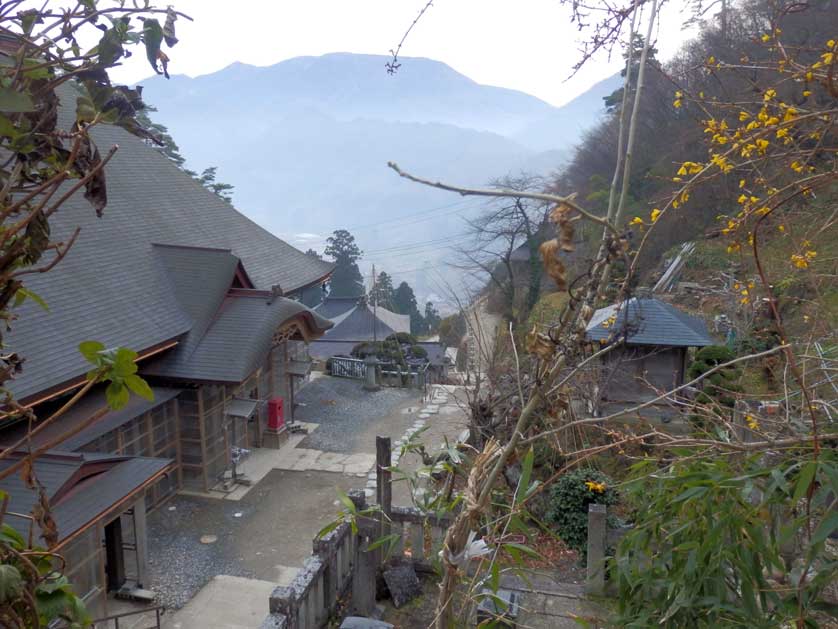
<box><xmin>366</xmin><ymin>385</ymin><xmax>469</xmax><ymax>505</ymax></box>
<box><xmin>162</xmin><ymin>575</ymin><xmax>278</xmax><ymax>629</ymax></box>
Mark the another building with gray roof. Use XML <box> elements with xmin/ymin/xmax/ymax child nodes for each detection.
<box><xmin>584</xmin><ymin>298</ymin><xmax>714</xmax><ymax>419</ymax></box>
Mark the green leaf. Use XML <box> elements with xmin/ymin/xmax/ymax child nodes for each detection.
<box><xmin>367</xmin><ymin>533</ymin><xmax>400</xmax><ymax>553</ymax></box>
<box><xmin>672</xmin><ymin>485</ymin><xmax>708</xmax><ymax>503</ymax></box>
<box><xmin>78</xmin><ymin>340</ymin><xmax>105</xmax><ymax>362</ymax></box>
<box><xmin>0</xmin><ymin>523</ymin><xmax>25</xmax><ymax>549</ymax></box>
<box><xmin>315</xmin><ymin>519</ymin><xmax>340</xmax><ymax>540</ymax></box>
<box><xmin>336</xmin><ymin>487</ymin><xmax>356</xmax><ymax>514</ymax></box>
<box><xmin>142</xmin><ymin>18</ymin><xmax>164</xmax><ymax>73</ymax></box>
<box><xmin>13</xmin><ymin>286</ymin><xmax>49</xmax><ymax>310</ymax></box>
<box><xmin>811</xmin><ymin>509</ymin><xmax>838</xmax><ymax>546</ymax></box>
<box><xmin>0</xmin><ymin>87</ymin><xmax>34</xmax><ymax>112</ymax></box>
<box><xmin>0</xmin><ymin>564</ymin><xmax>23</xmax><ymax>603</ymax></box>
<box><xmin>503</xmin><ymin>542</ymin><xmax>540</xmax><ymax>559</ymax></box>
<box><xmin>515</xmin><ymin>447</ymin><xmax>534</xmax><ymax>506</ymax></box>
<box><xmin>489</xmin><ymin>559</ymin><xmax>500</xmax><ymax>592</ymax></box>
<box><xmin>105</xmin><ymin>380</ymin><xmax>130</xmax><ymax>410</ymax></box>
<box><xmin>124</xmin><ymin>374</ymin><xmax>154</xmax><ymax>401</ymax></box>
<box><xmin>792</xmin><ymin>461</ymin><xmax>817</xmax><ymax>504</ymax></box>
<box><xmin>76</xmin><ymin>95</ymin><xmax>97</xmax><ymax>124</ymax></box>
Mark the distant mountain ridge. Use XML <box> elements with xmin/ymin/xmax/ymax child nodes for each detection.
<box><xmin>136</xmin><ymin>53</ymin><xmax>618</xmax><ymax>300</ymax></box>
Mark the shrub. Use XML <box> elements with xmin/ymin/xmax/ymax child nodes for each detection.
<box><xmin>546</xmin><ymin>468</ymin><xmax>618</xmax><ymax>558</ymax></box>
<box><xmin>410</xmin><ymin>344</ymin><xmax>427</xmax><ymax>359</ymax></box>
<box><xmin>688</xmin><ymin>345</ymin><xmax>741</xmax><ymax>408</ymax></box>
<box><xmin>385</xmin><ymin>332</ymin><xmax>417</xmax><ymax>345</ymax></box>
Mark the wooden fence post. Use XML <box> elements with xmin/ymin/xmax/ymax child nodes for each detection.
<box><xmin>376</xmin><ymin>435</ymin><xmax>392</xmax><ymax>560</ymax></box>
<box><xmin>349</xmin><ymin>489</ymin><xmax>376</xmax><ymax>617</ymax></box>
<box><xmin>586</xmin><ymin>503</ymin><xmax>607</xmax><ymax>596</ymax></box>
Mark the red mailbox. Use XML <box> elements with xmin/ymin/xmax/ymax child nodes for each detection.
<box><xmin>267</xmin><ymin>397</ymin><xmax>284</xmax><ymax>431</ymax></box>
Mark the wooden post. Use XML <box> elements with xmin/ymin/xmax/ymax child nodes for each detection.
<box><xmin>197</xmin><ymin>387</ymin><xmax>209</xmax><ymax>492</ymax></box>
<box><xmin>133</xmin><ymin>495</ymin><xmax>149</xmax><ymax>588</ymax></box>
<box><xmin>173</xmin><ymin>399</ymin><xmax>183</xmax><ymax>489</ymax></box>
<box><xmin>376</xmin><ymin>436</ymin><xmax>392</xmax><ymax>563</ymax></box>
<box><xmin>349</xmin><ymin>489</ymin><xmax>376</xmax><ymax>617</ymax></box>
<box><xmin>586</xmin><ymin>503</ymin><xmax>607</xmax><ymax>595</ymax></box>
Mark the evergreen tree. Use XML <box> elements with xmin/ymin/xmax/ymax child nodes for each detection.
<box><xmin>325</xmin><ymin>229</ymin><xmax>364</xmax><ymax>297</ymax></box>
<box><xmin>424</xmin><ymin>301</ymin><xmax>441</xmax><ymax>334</ymax></box>
<box><xmin>393</xmin><ymin>281</ymin><xmax>425</xmax><ymax>335</ymax></box>
<box><xmin>369</xmin><ymin>271</ymin><xmax>395</xmax><ymax>308</ymax></box>
<box><xmin>194</xmin><ymin>166</ymin><xmax>234</xmax><ymax>203</ymax></box>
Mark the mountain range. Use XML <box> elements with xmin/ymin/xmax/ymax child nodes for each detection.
<box><xmin>136</xmin><ymin>53</ymin><xmax>619</xmax><ymax>301</ymax></box>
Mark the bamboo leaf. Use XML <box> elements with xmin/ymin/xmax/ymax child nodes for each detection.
<box><xmin>792</xmin><ymin>461</ymin><xmax>817</xmax><ymax>504</ymax></box>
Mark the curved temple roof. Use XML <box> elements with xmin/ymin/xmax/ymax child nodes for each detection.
<box><xmin>585</xmin><ymin>298</ymin><xmax>713</xmax><ymax>347</ymax></box>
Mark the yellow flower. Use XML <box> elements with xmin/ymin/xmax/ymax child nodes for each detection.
<box><xmin>739</xmin><ymin>111</ymin><xmax>750</xmax><ymax>121</ymax></box>
<box><xmin>806</xmin><ymin>250</ymin><xmax>817</xmax><ymax>260</ymax></box>
<box><xmin>790</xmin><ymin>161</ymin><xmax>804</xmax><ymax>172</ymax></box>
<box><xmin>803</xmin><ymin>89</ymin><xmax>812</xmax><ymax>97</ymax></box>
<box><xmin>673</xmin><ymin>98</ymin><xmax>682</xmax><ymax>109</ymax></box>
<box><xmin>806</xmin><ymin>71</ymin><xmax>814</xmax><ymax>81</ymax></box>
<box><xmin>763</xmin><ymin>88</ymin><xmax>776</xmax><ymax>101</ymax></box>
<box><xmin>739</xmin><ymin>179</ymin><xmax>746</xmax><ymax>188</ymax></box>
<box><xmin>727</xmin><ymin>242</ymin><xmax>741</xmax><ymax>253</ymax></box>
<box><xmin>823</xmin><ymin>52</ymin><xmax>835</xmax><ymax>64</ymax></box>
<box><xmin>761</xmin><ymin>33</ymin><xmax>771</xmax><ymax>42</ymax></box>
<box><xmin>756</xmin><ymin>138</ymin><xmax>770</xmax><ymax>153</ymax></box>
<box><xmin>783</xmin><ymin>107</ymin><xmax>798</xmax><ymax>121</ymax></box>
<box><xmin>746</xmin><ymin>415</ymin><xmax>759</xmax><ymax>430</ymax></box>
<box><xmin>707</xmin><ymin>56</ymin><xmax>715</xmax><ymax>65</ymax></box>
<box><xmin>650</xmin><ymin>208</ymin><xmax>661</xmax><ymax>223</ymax></box>
<box><xmin>776</xmin><ymin>128</ymin><xmax>788</xmax><ymax>139</ymax></box>
<box><xmin>791</xmin><ymin>254</ymin><xmax>809</xmax><ymax>269</ymax></box>
<box><xmin>778</xmin><ymin>225</ymin><xmax>785</xmax><ymax>232</ymax></box>
<box><xmin>737</xmin><ymin>194</ymin><xmax>748</xmax><ymax>204</ymax></box>
<box><xmin>585</xmin><ymin>481</ymin><xmax>607</xmax><ymax>493</ymax></box>
<box><xmin>630</xmin><ymin>216</ymin><xmax>644</xmax><ymax>226</ymax></box>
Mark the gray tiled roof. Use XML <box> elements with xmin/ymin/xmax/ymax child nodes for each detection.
<box><xmin>0</xmin><ymin>386</ymin><xmax>182</xmax><ymax>452</ymax></box>
<box><xmin>143</xmin><ymin>293</ymin><xmax>333</xmax><ymax>383</ymax></box>
<box><xmin>316</xmin><ymin>299</ymin><xmax>410</xmax><ymax>342</ymax></box>
<box><xmin>0</xmin><ymin>452</ymin><xmax>172</xmax><ymax>546</ymax></box>
<box><xmin>585</xmin><ymin>298</ymin><xmax>713</xmax><ymax>347</ymax></box>
<box><xmin>5</xmin><ymin>88</ymin><xmax>333</xmax><ymax>401</ymax></box>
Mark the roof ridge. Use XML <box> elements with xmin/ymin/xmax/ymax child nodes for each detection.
<box><xmin>151</xmin><ymin>242</ymin><xmax>235</xmax><ymax>254</ymax></box>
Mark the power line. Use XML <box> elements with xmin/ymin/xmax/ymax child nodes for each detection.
<box><xmin>341</xmin><ymin>197</ymin><xmax>481</xmax><ymax>231</ymax></box>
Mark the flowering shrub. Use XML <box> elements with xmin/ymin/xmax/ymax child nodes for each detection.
<box><xmin>546</xmin><ymin>468</ymin><xmax>618</xmax><ymax>558</ymax></box>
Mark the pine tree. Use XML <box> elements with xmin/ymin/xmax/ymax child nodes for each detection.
<box><xmin>325</xmin><ymin>229</ymin><xmax>364</xmax><ymax>298</ymax></box>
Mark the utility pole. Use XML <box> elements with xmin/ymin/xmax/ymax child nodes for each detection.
<box><xmin>371</xmin><ymin>264</ymin><xmax>377</xmax><ymax>343</ymax></box>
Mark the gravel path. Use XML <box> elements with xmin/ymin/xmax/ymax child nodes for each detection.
<box><xmin>295</xmin><ymin>375</ymin><xmax>420</xmax><ymax>453</ymax></box>
<box><xmin>146</xmin><ymin>469</ymin><xmax>361</xmax><ymax>609</ymax></box>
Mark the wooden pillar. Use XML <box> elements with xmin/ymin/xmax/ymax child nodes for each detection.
<box><xmin>349</xmin><ymin>489</ymin><xmax>376</xmax><ymax>617</ymax></box>
<box><xmin>376</xmin><ymin>435</ymin><xmax>392</xmax><ymax>569</ymax></box>
<box><xmin>197</xmin><ymin>387</ymin><xmax>209</xmax><ymax>493</ymax></box>
<box><xmin>133</xmin><ymin>495</ymin><xmax>149</xmax><ymax>588</ymax></box>
<box><xmin>173</xmin><ymin>399</ymin><xmax>183</xmax><ymax>489</ymax></box>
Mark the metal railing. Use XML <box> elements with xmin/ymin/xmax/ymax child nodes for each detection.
<box><xmin>329</xmin><ymin>356</ymin><xmax>366</xmax><ymax>379</ymax></box>
<box><xmin>92</xmin><ymin>606</ymin><xmax>164</xmax><ymax>629</ymax></box>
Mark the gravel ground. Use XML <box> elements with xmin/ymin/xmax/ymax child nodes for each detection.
<box><xmin>295</xmin><ymin>375</ymin><xmax>420</xmax><ymax>453</ymax></box>
<box><xmin>146</xmin><ymin>469</ymin><xmax>361</xmax><ymax>609</ymax></box>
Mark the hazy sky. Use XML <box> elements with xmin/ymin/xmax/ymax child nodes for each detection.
<box><xmin>111</xmin><ymin>0</ymin><xmax>696</xmax><ymax>107</ymax></box>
